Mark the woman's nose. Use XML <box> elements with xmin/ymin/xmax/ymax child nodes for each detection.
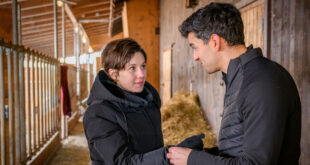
<box><xmin>137</xmin><ymin>68</ymin><xmax>145</xmax><ymax>78</ymax></box>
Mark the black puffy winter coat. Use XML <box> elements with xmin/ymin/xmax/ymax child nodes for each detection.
<box><xmin>83</xmin><ymin>71</ymin><xmax>169</xmax><ymax>165</ymax></box>
<box><xmin>188</xmin><ymin>46</ymin><xmax>301</xmax><ymax>165</ymax></box>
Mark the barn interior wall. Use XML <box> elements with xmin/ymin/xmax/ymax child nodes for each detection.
<box><xmin>160</xmin><ymin>1</ymin><xmax>310</xmax><ymax>164</ymax></box>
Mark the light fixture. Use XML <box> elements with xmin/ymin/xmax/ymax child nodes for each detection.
<box><xmin>57</xmin><ymin>0</ymin><xmax>63</xmax><ymax>7</ymax></box>
<box><xmin>88</xmin><ymin>47</ymin><xmax>93</xmax><ymax>53</ymax></box>
<box><xmin>82</xmin><ymin>36</ymin><xmax>87</xmax><ymax>43</ymax></box>
<box><xmin>75</xmin><ymin>26</ymin><xmax>79</xmax><ymax>32</ymax></box>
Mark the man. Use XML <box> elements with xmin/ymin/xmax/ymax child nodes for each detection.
<box><xmin>166</xmin><ymin>2</ymin><xmax>301</xmax><ymax>165</ymax></box>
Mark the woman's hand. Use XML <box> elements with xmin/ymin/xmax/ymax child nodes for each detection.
<box><xmin>166</xmin><ymin>147</ymin><xmax>192</xmax><ymax>165</ymax></box>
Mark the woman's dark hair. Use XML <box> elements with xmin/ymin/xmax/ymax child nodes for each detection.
<box><xmin>179</xmin><ymin>2</ymin><xmax>245</xmax><ymax>46</ymax></box>
<box><xmin>101</xmin><ymin>38</ymin><xmax>147</xmax><ymax>71</ymax></box>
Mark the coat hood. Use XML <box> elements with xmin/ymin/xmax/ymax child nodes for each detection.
<box><xmin>87</xmin><ymin>70</ymin><xmax>158</xmax><ymax>109</ymax></box>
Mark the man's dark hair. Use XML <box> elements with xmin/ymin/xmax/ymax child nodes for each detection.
<box><xmin>101</xmin><ymin>38</ymin><xmax>147</xmax><ymax>71</ymax></box>
<box><xmin>179</xmin><ymin>2</ymin><xmax>245</xmax><ymax>46</ymax></box>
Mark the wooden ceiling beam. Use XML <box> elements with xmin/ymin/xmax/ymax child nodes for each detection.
<box><xmin>72</xmin><ymin>4</ymin><xmax>110</xmax><ymax>15</ymax></box>
<box><xmin>73</xmin><ymin>7</ymin><xmax>110</xmax><ymax>17</ymax></box>
<box><xmin>22</xmin><ymin>21</ymin><xmax>73</xmax><ymax>31</ymax></box>
<box><xmin>21</xmin><ymin>6</ymin><xmax>54</xmax><ymax>16</ymax></box>
<box><xmin>19</xmin><ymin>0</ymin><xmax>52</xmax><ymax>8</ymax></box>
<box><xmin>22</xmin><ymin>18</ymin><xmax>72</xmax><ymax>28</ymax></box>
<box><xmin>72</xmin><ymin>1</ymin><xmax>109</xmax><ymax>10</ymax></box>
<box><xmin>22</xmin><ymin>11</ymin><xmax>54</xmax><ymax>19</ymax></box>
<box><xmin>22</xmin><ymin>24</ymin><xmax>73</xmax><ymax>35</ymax></box>
<box><xmin>22</xmin><ymin>29</ymin><xmax>74</xmax><ymax>39</ymax></box>
<box><xmin>21</xmin><ymin>2</ymin><xmax>52</xmax><ymax>11</ymax></box>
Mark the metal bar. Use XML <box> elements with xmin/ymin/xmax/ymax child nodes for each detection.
<box><xmin>31</xmin><ymin>52</ymin><xmax>36</xmax><ymax>154</ymax></box>
<box><xmin>6</xmin><ymin>47</ymin><xmax>14</xmax><ymax>165</ymax></box>
<box><xmin>62</xmin><ymin>5</ymin><xmax>66</xmax><ymax>61</ymax></box>
<box><xmin>25</xmin><ymin>50</ymin><xmax>31</xmax><ymax>158</ymax></box>
<box><xmin>42</xmin><ymin>57</ymin><xmax>46</xmax><ymax>141</ymax></box>
<box><xmin>17</xmin><ymin>4</ymin><xmax>21</xmax><ymax>45</ymax></box>
<box><xmin>54</xmin><ymin>0</ymin><xmax>58</xmax><ymax>59</ymax></box>
<box><xmin>13</xmin><ymin>48</ymin><xmax>21</xmax><ymax>165</ymax></box>
<box><xmin>52</xmin><ymin>63</ymin><xmax>56</xmax><ymax>132</ymax></box>
<box><xmin>34</xmin><ymin>53</ymin><xmax>40</xmax><ymax>150</ymax></box>
<box><xmin>0</xmin><ymin>40</ymin><xmax>6</xmax><ymax>165</ymax></box>
<box><xmin>45</xmin><ymin>59</ymin><xmax>49</xmax><ymax>137</ymax></box>
<box><xmin>12</xmin><ymin>0</ymin><xmax>18</xmax><ymax>44</ymax></box>
<box><xmin>18</xmin><ymin>47</ymin><xmax>27</xmax><ymax>164</ymax></box>
<box><xmin>48</xmin><ymin>62</ymin><xmax>52</xmax><ymax>135</ymax></box>
<box><xmin>38</xmin><ymin>56</ymin><xmax>43</xmax><ymax>147</ymax></box>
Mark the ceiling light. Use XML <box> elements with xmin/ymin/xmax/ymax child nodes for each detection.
<box><xmin>57</xmin><ymin>0</ymin><xmax>63</xmax><ymax>7</ymax></box>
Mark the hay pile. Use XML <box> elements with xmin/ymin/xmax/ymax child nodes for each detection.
<box><xmin>161</xmin><ymin>91</ymin><xmax>216</xmax><ymax>148</ymax></box>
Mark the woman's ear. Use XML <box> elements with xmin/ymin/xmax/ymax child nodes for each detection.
<box><xmin>108</xmin><ymin>69</ymin><xmax>118</xmax><ymax>82</ymax></box>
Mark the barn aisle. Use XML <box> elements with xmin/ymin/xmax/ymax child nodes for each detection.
<box><xmin>47</xmin><ymin>120</ymin><xmax>91</xmax><ymax>165</ymax></box>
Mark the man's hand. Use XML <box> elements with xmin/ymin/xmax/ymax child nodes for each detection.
<box><xmin>166</xmin><ymin>147</ymin><xmax>192</xmax><ymax>165</ymax></box>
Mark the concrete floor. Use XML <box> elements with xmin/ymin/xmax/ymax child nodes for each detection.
<box><xmin>47</xmin><ymin>120</ymin><xmax>91</xmax><ymax>165</ymax></box>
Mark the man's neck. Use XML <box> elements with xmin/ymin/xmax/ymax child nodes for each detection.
<box><xmin>221</xmin><ymin>44</ymin><xmax>247</xmax><ymax>74</ymax></box>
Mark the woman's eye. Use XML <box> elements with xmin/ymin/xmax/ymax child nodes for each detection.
<box><xmin>129</xmin><ymin>67</ymin><xmax>135</xmax><ymax>71</ymax></box>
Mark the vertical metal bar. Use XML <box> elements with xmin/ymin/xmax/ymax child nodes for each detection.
<box><xmin>6</xmin><ymin>46</ymin><xmax>13</xmax><ymax>165</ymax></box>
<box><xmin>48</xmin><ymin>62</ymin><xmax>51</xmax><ymax>135</ymax></box>
<box><xmin>12</xmin><ymin>0</ymin><xmax>18</xmax><ymax>44</ymax></box>
<box><xmin>17</xmin><ymin>4</ymin><xmax>21</xmax><ymax>45</ymax></box>
<box><xmin>18</xmin><ymin>47</ymin><xmax>26</xmax><ymax>164</ymax></box>
<box><xmin>38</xmin><ymin>55</ymin><xmax>42</xmax><ymax>147</ymax></box>
<box><xmin>62</xmin><ymin>5</ymin><xmax>66</xmax><ymax>61</ymax></box>
<box><xmin>35</xmin><ymin>52</ymin><xmax>39</xmax><ymax>150</ymax></box>
<box><xmin>31</xmin><ymin>52</ymin><xmax>36</xmax><ymax>154</ymax></box>
<box><xmin>25</xmin><ymin>50</ymin><xmax>31</xmax><ymax>158</ymax></box>
<box><xmin>13</xmin><ymin>47</ymin><xmax>21</xmax><ymax>165</ymax></box>
<box><xmin>0</xmin><ymin>40</ymin><xmax>6</xmax><ymax>165</ymax></box>
<box><xmin>42</xmin><ymin>57</ymin><xmax>46</xmax><ymax>141</ymax></box>
<box><xmin>52</xmin><ymin>63</ymin><xmax>55</xmax><ymax>132</ymax></box>
<box><xmin>45</xmin><ymin>59</ymin><xmax>49</xmax><ymax>137</ymax></box>
<box><xmin>54</xmin><ymin>0</ymin><xmax>58</xmax><ymax>60</ymax></box>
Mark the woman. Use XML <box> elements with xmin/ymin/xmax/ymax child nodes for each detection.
<box><xmin>83</xmin><ymin>38</ymin><xmax>170</xmax><ymax>165</ymax></box>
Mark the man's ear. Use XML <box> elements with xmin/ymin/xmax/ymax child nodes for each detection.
<box><xmin>108</xmin><ymin>68</ymin><xmax>118</xmax><ymax>82</ymax></box>
<box><xmin>210</xmin><ymin>34</ymin><xmax>221</xmax><ymax>51</ymax></box>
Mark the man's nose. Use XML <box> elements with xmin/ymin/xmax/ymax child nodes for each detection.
<box><xmin>193</xmin><ymin>53</ymin><xmax>199</xmax><ymax>61</ymax></box>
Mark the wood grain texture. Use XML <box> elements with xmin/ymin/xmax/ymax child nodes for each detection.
<box><xmin>126</xmin><ymin>0</ymin><xmax>160</xmax><ymax>92</ymax></box>
<box><xmin>160</xmin><ymin>1</ymin><xmax>310</xmax><ymax>163</ymax></box>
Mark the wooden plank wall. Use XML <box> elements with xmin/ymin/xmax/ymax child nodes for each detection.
<box><xmin>126</xmin><ymin>0</ymin><xmax>160</xmax><ymax>91</ymax></box>
<box><xmin>160</xmin><ymin>1</ymin><xmax>310</xmax><ymax>164</ymax></box>
<box><xmin>240</xmin><ymin>0</ymin><xmax>264</xmax><ymax>50</ymax></box>
<box><xmin>160</xmin><ymin>0</ymin><xmax>236</xmax><ymax>136</ymax></box>
<box><xmin>268</xmin><ymin>0</ymin><xmax>310</xmax><ymax>164</ymax></box>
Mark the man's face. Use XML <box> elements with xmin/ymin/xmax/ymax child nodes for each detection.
<box><xmin>188</xmin><ymin>32</ymin><xmax>221</xmax><ymax>74</ymax></box>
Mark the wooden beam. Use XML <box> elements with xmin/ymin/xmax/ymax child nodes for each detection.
<box><xmin>22</xmin><ymin>11</ymin><xmax>54</xmax><ymax>19</ymax></box>
<box><xmin>72</xmin><ymin>1</ymin><xmax>109</xmax><ymax>10</ymax></box>
<box><xmin>21</xmin><ymin>5</ymin><xmax>54</xmax><ymax>16</ymax></box>
<box><xmin>235</xmin><ymin>0</ymin><xmax>256</xmax><ymax>9</ymax></box>
<box><xmin>71</xmin><ymin>4</ymin><xmax>110</xmax><ymax>16</ymax></box>
<box><xmin>22</xmin><ymin>24</ymin><xmax>73</xmax><ymax>35</ymax></box>
<box><xmin>22</xmin><ymin>21</ymin><xmax>72</xmax><ymax>31</ymax></box>
<box><xmin>0</xmin><ymin>0</ymin><xmax>28</xmax><ymax>6</ymax></box>
<box><xmin>21</xmin><ymin>3</ymin><xmax>52</xmax><ymax>11</ymax></box>
<box><xmin>22</xmin><ymin>29</ymin><xmax>73</xmax><ymax>39</ymax></box>
<box><xmin>22</xmin><ymin>19</ymin><xmax>71</xmax><ymax>28</ymax></box>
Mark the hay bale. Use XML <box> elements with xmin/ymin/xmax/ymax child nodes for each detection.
<box><xmin>161</xmin><ymin>91</ymin><xmax>216</xmax><ymax>148</ymax></box>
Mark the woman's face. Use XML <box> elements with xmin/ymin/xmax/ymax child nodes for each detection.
<box><xmin>116</xmin><ymin>52</ymin><xmax>146</xmax><ymax>93</ymax></box>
